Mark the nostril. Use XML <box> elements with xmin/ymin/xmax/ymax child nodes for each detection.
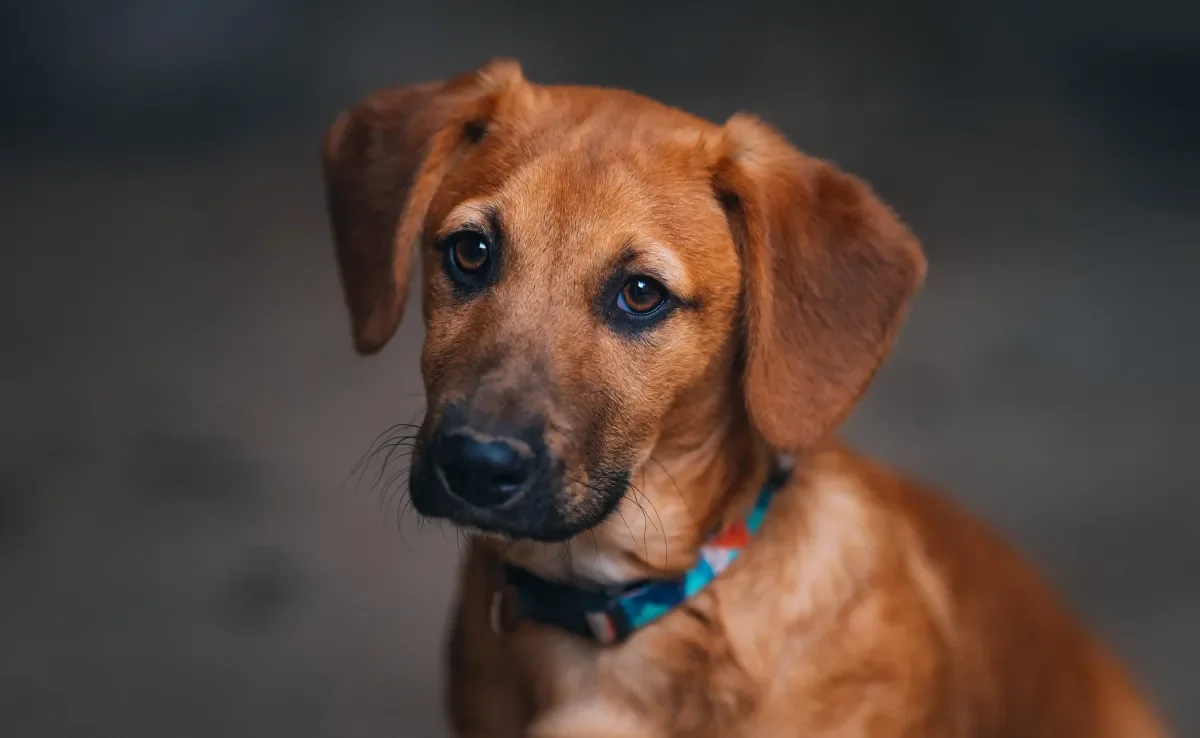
<box><xmin>492</xmin><ymin>468</ymin><xmax>526</xmax><ymax>489</ymax></box>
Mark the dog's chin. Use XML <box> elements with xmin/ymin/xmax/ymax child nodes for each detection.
<box><xmin>408</xmin><ymin>464</ymin><xmax>629</xmax><ymax>543</ymax></box>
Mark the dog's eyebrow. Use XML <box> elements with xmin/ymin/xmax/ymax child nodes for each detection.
<box><xmin>613</xmin><ymin>244</ymin><xmax>697</xmax><ymax>305</ymax></box>
<box><xmin>620</xmin><ymin>245</ymin><xmax>684</xmax><ymax>283</ymax></box>
<box><xmin>435</xmin><ymin>201</ymin><xmax>499</xmax><ymax>241</ymax></box>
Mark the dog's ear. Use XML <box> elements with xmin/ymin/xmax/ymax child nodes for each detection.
<box><xmin>713</xmin><ymin>114</ymin><xmax>926</xmax><ymax>452</ymax></box>
<box><xmin>322</xmin><ymin>59</ymin><xmax>523</xmax><ymax>354</ymax></box>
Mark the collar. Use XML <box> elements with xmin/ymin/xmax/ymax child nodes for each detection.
<box><xmin>491</xmin><ymin>458</ymin><xmax>792</xmax><ymax>645</ymax></box>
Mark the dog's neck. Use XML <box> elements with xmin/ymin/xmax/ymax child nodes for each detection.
<box><xmin>497</xmin><ymin>389</ymin><xmax>775</xmax><ymax>587</ymax></box>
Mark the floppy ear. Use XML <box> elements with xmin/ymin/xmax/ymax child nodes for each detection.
<box><xmin>321</xmin><ymin>59</ymin><xmax>523</xmax><ymax>354</ymax></box>
<box><xmin>713</xmin><ymin>114</ymin><xmax>927</xmax><ymax>452</ymax></box>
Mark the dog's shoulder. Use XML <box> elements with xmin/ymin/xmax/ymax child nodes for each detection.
<box><xmin>662</xmin><ymin>444</ymin><xmax>960</xmax><ymax>738</ymax></box>
<box><xmin>796</xmin><ymin>442</ymin><xmax>1172</xmax><ymax>738</ymax></box>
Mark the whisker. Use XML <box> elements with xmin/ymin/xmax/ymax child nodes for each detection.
<box><xmin>345</xmin><ymin>434</ymin><xmax>413</xmax><ymax>500</ymax></box>
<box><xmin>371</xmin><ymin>437</ymin><xmax>417</xmax><ymax>489</ymax></box>
<box><xmin>627</xmin><ymin>481</ymin><xmax>668</xmax><ymax>567</ymax></box>
<box><xmin>613</xmin><ymin>506</ymin><xmax>638</xmax><ymax>551</ymax></box>
<box><xmin>586</xmin><ymin>527</ymin><xmax>601</xmax><ymax>567</ymax></box>
<box><xmin>335</xmin><ymin>423</ymin><xmax>418</xmax><ymax>493</ymax></box>
<box><xmin>563</xmin><ymin>537</ymin><xmax>575</xmax><ymax>574</ymax></box>
<box><xmin>562</xmin><ymin>471</ymin><xmax>663</xmax><ymax>563</ymax></box>
<box><xmin>648</xmin><ymin>455</ymin><xmax>697</xmax><ymax>527</ymax></box>
<box><xmin>393</xmin><ymin>491</ymin><xmax>414</xmax><ymax>550</ymax></box>
<box><xmin>379</xmin><ymin>461</ymin><xmax>413</xmax><ymax>513</ymax></box>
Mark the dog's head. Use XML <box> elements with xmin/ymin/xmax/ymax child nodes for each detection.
<box><xmin>323</xmin><ymin>60</ymin><xmax>924</xmax><ymax>544</ymax></box>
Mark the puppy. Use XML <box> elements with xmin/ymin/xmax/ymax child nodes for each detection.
<box><xmin>322</xmin><ymin>60</ymin><xmax>1168</xmax><ymax>737</ymax></box>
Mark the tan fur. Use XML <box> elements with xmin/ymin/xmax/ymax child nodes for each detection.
<box><xmin>322</xmin><ymin>60</ymin><xmax>1170</xmax><ymax>737</ymax></box>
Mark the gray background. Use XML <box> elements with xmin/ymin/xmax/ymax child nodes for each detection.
<box><xmin>1</xmin><ymin>1</ymin><xmax>1197</xmax><ymax>736</ymax></box>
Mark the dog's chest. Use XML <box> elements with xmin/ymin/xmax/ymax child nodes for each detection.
<box><xmin>513</xmin><ymin>594</ymin><xmax>770</xmax><ymax>737</ymax></box>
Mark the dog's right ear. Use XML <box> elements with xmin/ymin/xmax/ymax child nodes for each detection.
<box><xmin>322</xmin><ymin>59</ymin><xmax>523</xmax><ymax>355</ymax></box>
<box><xmin>713</xmin><ymin>114</ymin><xmax>926</xmax><ymax>453</ymax></box>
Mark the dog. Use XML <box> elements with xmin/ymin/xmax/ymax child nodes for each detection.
<box><xmin>321</xmin><ymin>59</ymin><xmax>1169</xmax><ymax>737</ymax></box>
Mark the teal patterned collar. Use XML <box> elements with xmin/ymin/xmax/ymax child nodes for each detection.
<box><xmin>492</xmin><ymin>460</ymin><xmax>791</xmax><ymax>645</ymax></box>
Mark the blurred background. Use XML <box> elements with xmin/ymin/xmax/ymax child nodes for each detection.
<box><xmin>1</xmin><ymin>1</ymin><xmax>1197</xmax><ymax>736</ymax></box>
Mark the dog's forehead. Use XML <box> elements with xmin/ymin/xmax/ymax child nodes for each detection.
<box><xmin>525</xmin><ymin>84</ymin><xmax>718</xmax><ymax>150</ymax></box>
<box><xmin>442</xmin><ymin>89</ymin><xmax>730</xmax><ymax>288</ymax></box>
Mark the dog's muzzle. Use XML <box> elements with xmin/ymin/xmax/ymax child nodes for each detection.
<box><xmin>408</xmin><ymin>404</ymin><xmax>617</xmax><ymax>542</ymax></box>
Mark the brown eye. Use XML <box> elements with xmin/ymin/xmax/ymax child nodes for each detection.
<box><xmin>450</xmin><ymin>235</ymin><xmax>490</xmax><ymax>273</ymax></box>
<box><xmin>441</xmin><ymin>231</ymin><xmax>493</xmax><ymax>291</ymax></box>
<box><xmin>617</xmin><ymin>276</ymin><xmax>667</xmax><ymax>315</ymax></box>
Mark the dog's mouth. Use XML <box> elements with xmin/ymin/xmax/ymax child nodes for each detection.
<box><xmin>408</xmin><ymin>445</ymin><xmax>629</xmax><ymax>542</ymax></box>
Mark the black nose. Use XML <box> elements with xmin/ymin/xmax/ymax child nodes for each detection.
<box><xmin>433</xmin><ymin>429</ymin><xmax>535</xmax><ymax>508</ymax></box>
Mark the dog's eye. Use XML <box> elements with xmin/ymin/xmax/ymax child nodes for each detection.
<box><xmin>449</xmin><ymin>234</ymin><xmax>490</xmax><ymax>274</ymax></box>
<box><xmin>441</xmin><ymin>231</ymin><xmax>493</xmax><ymax>290</ymax></box>
<box><xmin>617</xmin><ymin>276</ymin><xmax>667</xmax><ymax>315</ymax></box>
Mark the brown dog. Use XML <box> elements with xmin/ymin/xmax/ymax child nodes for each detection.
<box><xmin>322</xmin><ymin>59</ymin><xmax>1168</xmax><ymax>737</ymax></box>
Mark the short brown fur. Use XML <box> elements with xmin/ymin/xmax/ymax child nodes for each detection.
<box><xmin>323</xmin><ymin>60</ymin><xmax>1169</xmax><ymax>737</ymax></box>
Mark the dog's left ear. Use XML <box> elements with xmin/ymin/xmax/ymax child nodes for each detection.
<box><xmin>322</xmin><ymin>59</ymin><xmax>523</xmax><ymax>355</ymax></box>
<box><xmin>713</xmin><ymin>114</ymin><xmax>927</xmax><ymax>452</ymax></box>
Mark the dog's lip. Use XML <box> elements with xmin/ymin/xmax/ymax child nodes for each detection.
<box><xmin>415</xmin><ymin>486</ymin><xmax>596</xmax><ymax>543</ymax></box>
<box><xmin>428</xmin><ymin>504</ymin><xmax>585</xmax><ymax>543</ymax></box>
<box><xmin>454</xmin><ymin>524</ymin><xmax>513</xmax><ymax>543</ymax></box>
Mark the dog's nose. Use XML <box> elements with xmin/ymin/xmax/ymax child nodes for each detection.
<box><xmin>433</xmin><ymin>429</ymin><xmax>535</xmax><ymax>507</ymax></box>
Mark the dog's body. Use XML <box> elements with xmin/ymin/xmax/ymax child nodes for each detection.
<box><xmin>322</xmin><ymin>60</ymin><xmax>1168</xmax><ymax>737</ymax></box>
<box><xmin>448</xmin><ymin>442</ymin><xmax>1162</xmax><ymax>738</ymax></box>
